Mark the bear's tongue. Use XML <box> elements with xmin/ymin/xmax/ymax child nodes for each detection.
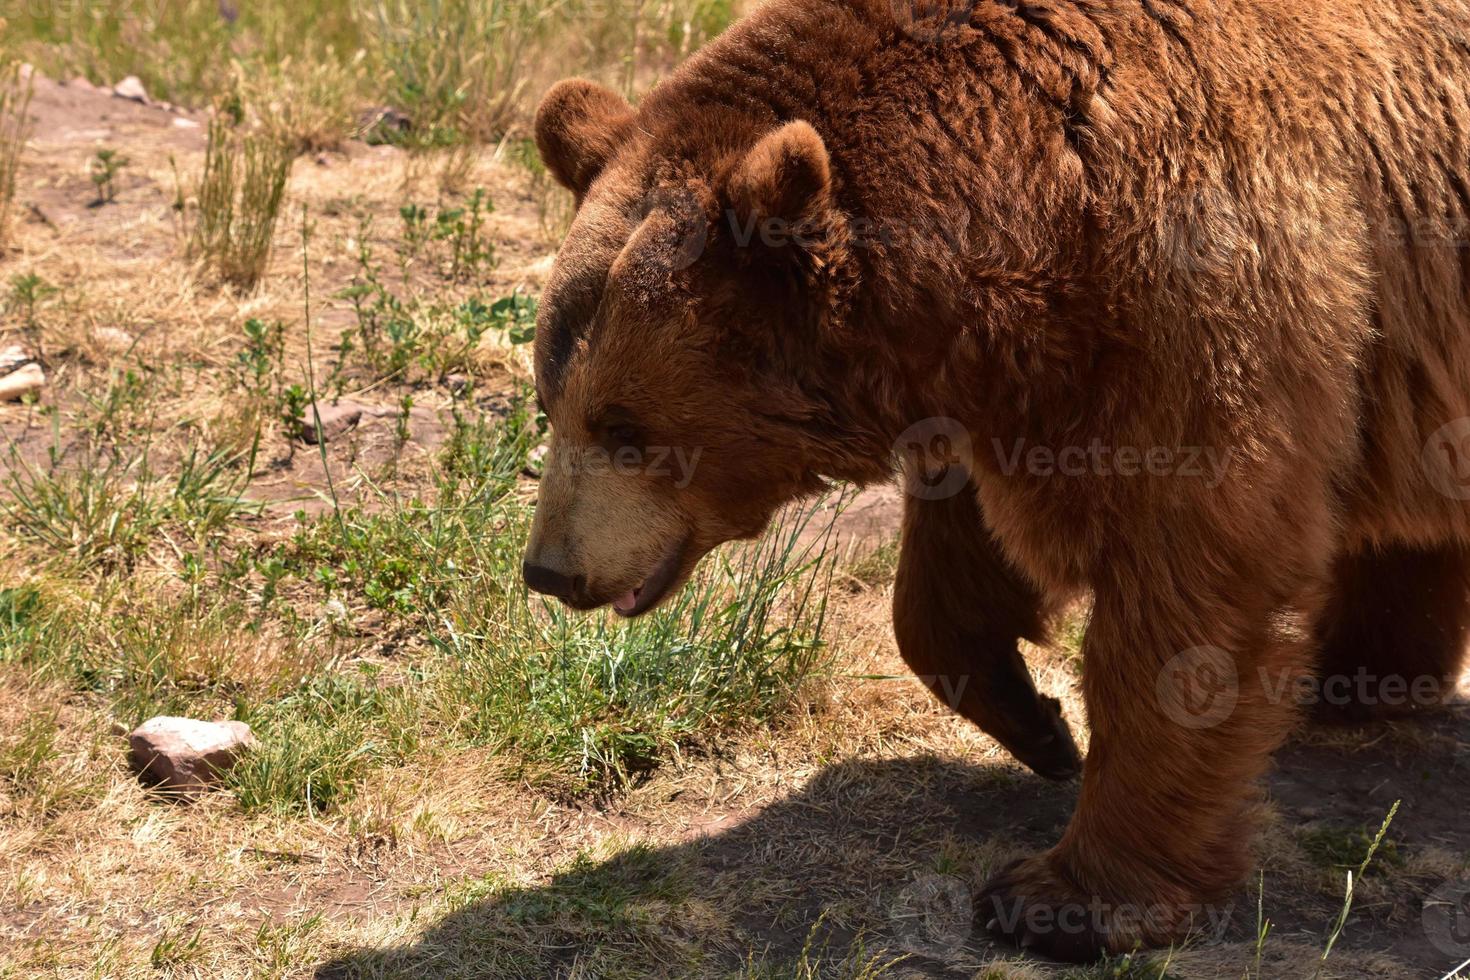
<box><xmin>613</xmin><ymin>587</ymin><xmax>640</xmax><ymax>615</ymax></box>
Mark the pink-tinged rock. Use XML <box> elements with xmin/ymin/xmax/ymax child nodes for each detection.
<box><xmin>300</xmin><ymin>402</ymin><xmax>364</xmax><ymax>444</ymax></box>
<box><xmin>0</xmin><ymin>345</ymin><xmax>44</xmax><ymax>402</ymax></box>
<box><xmin>127</xmin><ymin>717</ymin><xmax>256</xmax><ymax>794</ymax></box>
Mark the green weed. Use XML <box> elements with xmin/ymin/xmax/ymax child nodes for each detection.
<box><xmin>88</xmin><ymin>147</ymin><xmax>128</xmax><ymax>205</ymax></box>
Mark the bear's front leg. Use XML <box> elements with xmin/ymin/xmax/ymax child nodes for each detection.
<box><xmin>892</xmin><ymin>474</ymin><xmax>1081</xmax><ymax>779</ymax></box>
<box><xmin>979</xmin><ymin>562</ymin><xmax>1318</xmax><ymax>960</ymax></box>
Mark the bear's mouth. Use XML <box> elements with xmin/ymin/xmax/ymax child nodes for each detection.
<box><xmin>611</xmin><ymin>537</ymin><xmax>688</xmax><ymax>618</ymax></box>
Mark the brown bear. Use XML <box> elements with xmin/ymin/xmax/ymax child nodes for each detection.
<box><xmin>521</xmin><ymin>0</ymin><xmax>1470</xmax><ymax>961</ymax></box>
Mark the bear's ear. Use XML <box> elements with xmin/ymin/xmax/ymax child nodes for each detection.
<box><xmin>727</xmin><ymin>120</ymin><xmax>831</xmax><ymax>228</ymax></box>
<box><xmin>534</xmin><ymin>79</ymin><xmax>636</xmax><ymax>199</ymax></box>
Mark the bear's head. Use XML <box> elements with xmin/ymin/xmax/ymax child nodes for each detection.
<box><xmin>521</xmin><ymin>79</ymin><xmax>881</xmax><ymax>616</ymax></box>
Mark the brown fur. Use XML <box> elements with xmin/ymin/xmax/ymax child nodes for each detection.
<box><xmin>524</xmin><ymin>0</ymin><xmax>1470</xmax><ymax>960</ymax></box>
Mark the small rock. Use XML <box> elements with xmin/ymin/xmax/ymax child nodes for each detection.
<box><xmin>0</xmin><ymin>346</ymin><xmax>44</xmax><ymax>402</ymax></box>
<box><xmin>172</xmin><ymin>117</ymin><xmax>200</xmax><ymax>130</ymax></box>
<box><xmin>112</xmin><ymin>76</ymin><xmax>150</xmax><ymax>105</ymax></box>
<box><xmin>300</xmin><ymin>402</ymin><xmax>365</xmax><ymax>444</ymax></box>
<box><xmin>0</xmin><ymin>364</ymin><xmax>46</xmax><ymax>402</ymax></box>
<box><xmin>0</xmin><ymin>344</ymin><xmax>30</xmax><ymax>371</ymax></box>
<box><xmin>127</xmin><ymin>716</ymin><xmax>255</xmax><ymax>794</ymax></box>
<box><xmin>93</xmin><ymin>326</ymin><xmax>136</xmax><ymax>354</ymax></box>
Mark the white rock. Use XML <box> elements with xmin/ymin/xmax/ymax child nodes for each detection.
<box><xmin>0</xmin><ymin>363</ymin><xmax>45</xmax><ymax>402</ymax></box>
<box><xmin>112</xmin><ymin>76</ymin><xmax>150</xmax><ymax>105</ymax></box>
<box><xmin>0</xmin><ymin>344</ymin><xmax>29</xmax><ymax>371</ymax></box>
<box><xmin>0</xmin><ymin>347</ymin><xmax>44</xmax><ymax>402</ymax></box>
<box><xmin>172</xmin><ymin>117</ymin><xmax>200</xmax><ymax>130</ymax></box>
<box><xmin>127</xmin><ymin>716</ymin><xmax>256</xmax><ymax>794</ymax></box>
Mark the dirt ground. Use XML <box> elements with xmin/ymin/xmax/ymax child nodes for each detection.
<box><xmin>2</xmin><ymin>75</ymin><xmax>1468</xmax><ymax>979</ymax></box>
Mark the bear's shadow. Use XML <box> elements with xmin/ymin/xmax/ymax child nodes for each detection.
<box><xmin>314</xmin><ymin>706</ymin><xmax>1469</xmax><ymax>978</ymax></box>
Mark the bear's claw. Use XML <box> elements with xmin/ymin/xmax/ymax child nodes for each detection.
<box><xmin>977</xmin><ymin>856</ymin><xmax>1126</xmax><ymax>963</ymax></box>
<box><xmin>995</xmin><ymin>694</ymin><xmax>1083</xmax><ymax>781</ymax></box>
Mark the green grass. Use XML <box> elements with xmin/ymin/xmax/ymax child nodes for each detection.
<box><xmin>248</xmin><ymin>394</ymin><xmax>839</xmax><ymax>799</ymax></box>
<box><xmin>2</xmin><ymin>0</ymin><xmax>742</xmax><ymax>148</ymax></box>
<box><xmin>1298</xmin><ymin>821</ymin><xmax>1405</xmax><ymax>878</ymax></box>
<box><xmin>0</xmin><ymin>385</ymin><xmax>839</xmax><ymax>816</ymax></box>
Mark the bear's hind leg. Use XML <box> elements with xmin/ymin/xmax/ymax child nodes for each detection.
<box><xmin>892</xmin><ymin>475</ymin><xmax>1082</xmax><ymax>780</ymax></box>
<box><xmin>1314</xmin><ymin>543</ymin><xmax>1470</xmax><ymax>720</ymax></box>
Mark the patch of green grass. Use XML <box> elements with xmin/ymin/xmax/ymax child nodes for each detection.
<box><xmin>4</xmin><ymin>0</ymin><xmax>741</xmax><ymax>146</ymax></box>
<box><xmin>2</xmin><ymin>0</ymin><xmax>363</xmax><ymax>111</ymax></box>
<box><xmin>1298</xmin><ymin>821</ymin><xmax>1405</xmax><ymax>877</ymax></box>
<box><xmin>228</xmin><ymin>672</ymin><xmax>419</xmax><ymax>815</ymax></box>
<box><xmin>270</xmin><ymin>395</ymin><xmax>838</xmax><ymax>792</ymax></box>
<box><xmin>2</xmin><ymin>387</ymin><xmax>838</xmax><ymax>816</ymax></box>
<box><xmin>0</xmin><ymin>426</ymin><xmax>257</xmax><ymax>572</ymax></box>
<box><xmin>332</xmin><ymin>212</ymin><xmax>520</xmax><ymax>385</ymax></box>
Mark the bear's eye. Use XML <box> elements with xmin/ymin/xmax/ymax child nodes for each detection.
<box><xmin>606</xmin><ymin>422</ymin><xmax>641</xmax><ymax>448</ymax></box>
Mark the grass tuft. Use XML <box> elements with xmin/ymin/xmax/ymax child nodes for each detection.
<box><xmin>190</xmin><ymin>115</ymin><xmax>292</xmax><ymax>291</ymax></box>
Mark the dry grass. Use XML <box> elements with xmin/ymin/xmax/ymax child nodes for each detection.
<box><xmin>190</xmin><ymin>117</ymin><xmax>294</xmax><ymax>292</ymax></box>
<box><xmin>0</xmin><ymin>62</ymin><xmax>33</xmax><ymax>252</ymax></box>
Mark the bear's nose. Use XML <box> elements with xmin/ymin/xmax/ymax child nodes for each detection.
<box><xmin>522</xmin><ymin>561</ymin><xmax>583</xmax><ymax>601</ymax></box>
